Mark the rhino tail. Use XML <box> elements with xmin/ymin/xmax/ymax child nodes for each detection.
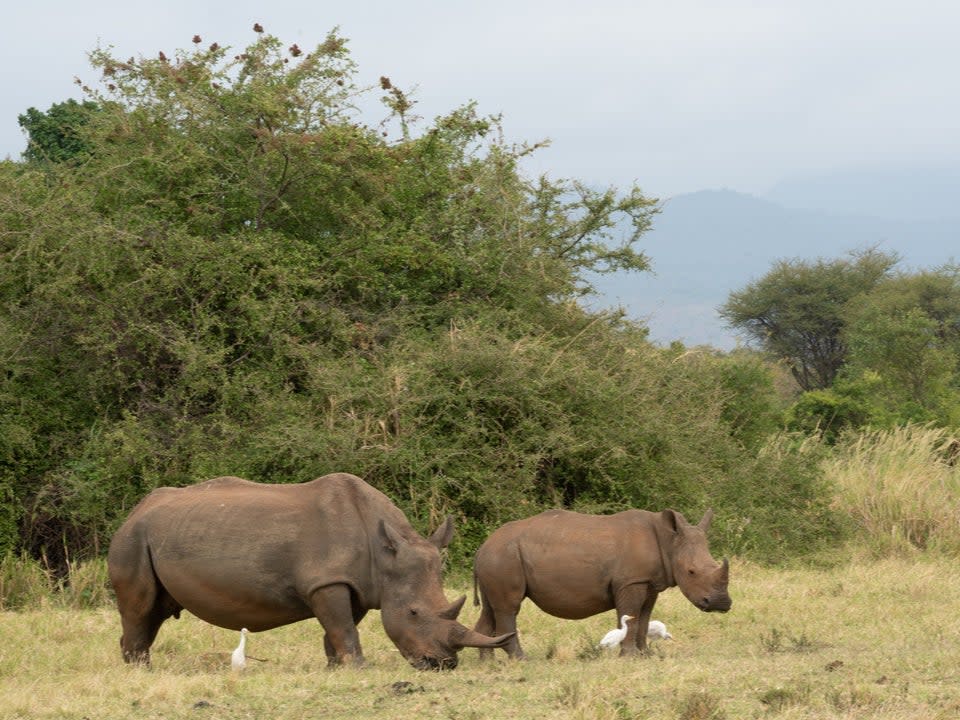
<box><xmin>472</xmin><ymin>563</ymin><xmax>480</xmax><ymax>607</ymax></box>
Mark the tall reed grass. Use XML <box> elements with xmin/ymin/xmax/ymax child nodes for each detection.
<box><xmin>825</xmin><ymin>424</ymin><xmax>960</xmax><ymax>556</ymax></box>
<box><xmin>0</xmin><ymin>554</ymin><xmax>112</xmax><ymax>610</ymax></box>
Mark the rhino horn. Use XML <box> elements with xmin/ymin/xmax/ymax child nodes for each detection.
<box><xmin>438</xmin><ymin>594</ymin><xmax>467</xmax><ymax>621</ymax></box>
<box><xmin>448</xmin><ymin>625</ymin><xmax>515</xmax><ymax>650</ymax></box>
<box><xmin>717</xmin><ymin>557</ymin><xmax>729</xmax><ymax>583</ymax></box>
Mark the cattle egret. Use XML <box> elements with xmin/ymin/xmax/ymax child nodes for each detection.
<box><xmin>647</xmin><ymin>620</ymin><xmax>673</xmax><ymax>641</ymax></box>
<box><xmin>231</xmin><ymin>628</ymin><xmax>248</xmax><ymax>670</ymax></box>
<box><xmin>599</xmin><ymin>614</ymin><xmax>634</xmax><ymax>648</ymax></box>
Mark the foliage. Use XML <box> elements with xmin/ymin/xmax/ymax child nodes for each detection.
<box><xmin>840</xmin><ymin>267</ymin><xmax>960</xmax><ymax>425</ymax></box>
<box><xmin>708</xmin><ymin>432</ymin><xmax>846</xmax><ymax>562</ymax></box>
<box><xmin>17</xmin><ymin>99</ymin><xmax>101</xmax><ymax>164</ymax></box>
<box><xmin>0</xmin><ymin>553</ymin><xmax>52</xmax><ymax>610</ymax></box>
<box><xmin>773</xmin><ymin>265</ymin><xmax>960</xmax><ymax>435</ymax></box>
<box><xmin>0</xmin><ymin>477</ymin><xmax>19</xmax><ymax>557</ymax></box>
<box><xmin>711</xmin><ymin>348</ymin><xmax>786</xmax><ymax>450</ymax></box>
<box><xmin>0</xmin><ymin>27</ymin><xmax>846</xmax><ymax>570</ymax></box>
<box><xmin>784</xmin><ymin>384</ymin><xmax>875</xmax><ymax>443</ymax></box>
<box><xmin>719</xmin><ymin>248</ymin><xmax>898</xmax><ymax>391</ymax></box>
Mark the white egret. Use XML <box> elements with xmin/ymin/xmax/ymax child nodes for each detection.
<box><xmin>231</xmin><ymin>628</ymin><xmax>249</xmax><ymax>670</ymax></box>
<box><xmin>599</xmin><ymin>614</ymin><xmax>634</xmax><ymax>648</ymax></box>
<box><xmin>647</xmin><ymin>620</ymin><xmax>673</xmax><ymax>641</ymax></box>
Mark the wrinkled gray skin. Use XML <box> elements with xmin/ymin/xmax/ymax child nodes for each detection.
<box><xmin>473</xmin><ymin>508</ymin><xmax>731</xmax><ymax>659</ymax></box>
<box><xmin>108</xmin><ymin>473</ymin><xmax>513</xmax><ymax>670</ymax></box>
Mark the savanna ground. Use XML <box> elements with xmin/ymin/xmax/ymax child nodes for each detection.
<box><xmin>1</xmin><ymin>556</ymin><xmax>958</xmax><ymax>720</ymax></box>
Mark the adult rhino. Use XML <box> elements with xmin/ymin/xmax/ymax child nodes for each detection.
<box><xmin>473</xmin><ymin>508</ymin><xmax>730</xmax><ymax>659</ymax></box>
<box><xmin>108</xmin><ymin>473</ymin><xmax>513</xmax><ymax>670</ymax></box>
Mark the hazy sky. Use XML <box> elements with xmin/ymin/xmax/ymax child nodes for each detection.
<box><xmin>5</xmin><ymin>1</ymin><xmax>960</xmax><ymax>200</ymax></box>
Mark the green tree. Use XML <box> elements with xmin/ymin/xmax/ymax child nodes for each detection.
<box><xmin>840</xmin><ymin>267</ymin><xmax>960</xmax><ymax>423</ymax></box>
<box><xmin>719</xmin><ymin>248</ymin><xmax>898</xmax><ymax>391</ymax></box>
<box><xmin>17</xmin><ymin>99</ymin><xmax>101</xmax><ymax>163</ymax></box>
<box><xmin>0</xmin><ymin>29</ymin><xmax>657</xmax><ymax>563</ymax></box>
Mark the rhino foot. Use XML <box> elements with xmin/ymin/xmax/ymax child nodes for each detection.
<box><xmin>326</xmin><ymin>653</ymin><xmax>365</xmax><ymax>669</ymax></box>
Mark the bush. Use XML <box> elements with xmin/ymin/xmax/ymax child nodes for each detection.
<box><xmin>57</xmin><ymin>558</ymin><xmax>113</xmax><ymax>609</ymax></box>
<box><xmin>785</xmin><ymin>388</ymin><xmax>873</xmax><ymax>443</ymax></box>
<box><xmin>0</xmin><ymin>29</ymin><xmax>846</xmax><ymax>573</ymax></box>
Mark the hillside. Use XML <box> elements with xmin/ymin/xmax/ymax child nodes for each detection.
<box><xmin>590</xmin><ymin>189</ymin><xmax>960</xmax><ymax>349</ymax></box>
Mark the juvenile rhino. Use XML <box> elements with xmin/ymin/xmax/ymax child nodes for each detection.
<box><xmin>109</xmin><ymin>473</ymin><xmax>513</xmax><ymax>669</ymax></box>
<box><xmin>473</xmin><ymin>508</ymin><xmax>730</xmax><ymax>658</ymax></box>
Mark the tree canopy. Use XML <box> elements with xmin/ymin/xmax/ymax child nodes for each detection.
<box><xmin>0</xmin><ymin>28</ymin><xmax>844</xmax><ymax>568</ymax></box>
<box><xmin>719</xmin><ymin>248</ymin><xmax>898</xmax><ymax>391</ymax></box>
<box><xmin>722</xmin><ymin>247</ymin><xmax>960</xmax><ymax>439</ymax></box>
<box><xmin>17</xmin><ymin>99</ymin><xmax>101</xmax><ymax>164</ymax></box>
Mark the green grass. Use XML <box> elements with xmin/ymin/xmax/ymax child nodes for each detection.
<box><xmin>2</xmin><ymin>557</ymin><xmax>959</xmax><ymax>719</ymax></box>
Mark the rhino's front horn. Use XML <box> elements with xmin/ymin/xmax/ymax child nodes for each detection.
<box><xmin>718</xmin><ymin>557</ymin><xmax>729</xmax><ymax>583</ymax></box>
<box><xmin>439</xmin><ymin>595</ymin><xmax>467</xmax><ymax>621</ymax></box>
<box><xmin>448</xmin><ymin>626</ymin><xmax>515</xmax><ymax>650</ymax></box>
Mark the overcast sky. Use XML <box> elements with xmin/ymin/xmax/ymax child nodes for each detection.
<box><xmin>5</xmin><ymin>1</ymin><xmax>960</xmax><ymax>200</ymax></box>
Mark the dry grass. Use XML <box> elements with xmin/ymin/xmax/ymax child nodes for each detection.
<box><xmin>827</xmin><ymin>425</ymin><xmax>960</xmax><ymax>555</ymax></box>
<box><xmin>3</xmin><ymin>424</ymin><xmax>960</xmax><ymax>718</ymax></box>
<box><xmin>2</xmin><ymin>557</ymin><xmax>959</xmax><ymax>719</ymax></box>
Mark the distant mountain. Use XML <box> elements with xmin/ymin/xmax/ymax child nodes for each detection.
<box><xmin>589</xmin><ymin>189</ymin><xmax>960</xmax><ymax>350</ymax></box>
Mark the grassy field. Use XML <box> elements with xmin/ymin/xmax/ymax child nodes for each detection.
<box><xmin>1</xmin><ymin>555</ymin><xmax>958</xmax><ymax>719</ymax></box>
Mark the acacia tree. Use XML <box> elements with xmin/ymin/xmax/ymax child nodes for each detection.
<box><xmin>719</xmin><ymin>249</ymin><xmax>898</xmax><ymax>391</ymax></box>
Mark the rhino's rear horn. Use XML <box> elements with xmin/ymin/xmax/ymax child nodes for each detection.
<box><xmin>439</xmin><ymin>595</ymin><xmax>466</xmax><ymax>621</ymax></box>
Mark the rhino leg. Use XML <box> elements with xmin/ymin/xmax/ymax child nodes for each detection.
<box><xmin>614</xmin><ymin>583</ymin><xmax>658</xmax><ymax>657</ymax></box>
<box><xmin>492</xmin><ymin>609</ymin><xmax>525</xmax><ymax>660</ymax></box>
<box><xmin>474</xmin><ymin>593</ymin><xmax>525</xmax><ymax>660</ymax></box>
<box><xmin>474</xmin><ymin>588</ymin><xmax>525</xmax><ymax>660</ymax></box>
<box><xmin>117</xmin><ymin>587</ymin><xmax>182</xmax><ymax>665</ymax></box>
<box><xmin>307</xmin><ymin>583</ymin><xmax>365</xmax><ymax>667</ymax></box>
<box><xmin>110</xmin><ymin>542</ymin><xmax>182</xmax><ymax>665</ymax></box>
<box><xmin>474</xmin><ymin>599</ymin><xmax>497</xmax><ymax>662</ymax></box>
<box><xmin>474</xmin><ymin>554</ymin><xmax>527</xmax><ymax>661</ymax></box>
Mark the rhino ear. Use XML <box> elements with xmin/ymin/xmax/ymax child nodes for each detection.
<box><xmin>428</xmin><ymin>516</ymin><xmax>455</xmax><ymax>550</ymax></box>
<box><xmin>698</xmin><ymin>508</ymin><xmax>715</xmax><ymax>530</ymax></box>
<box><xmin>379</xmin><ymin>520</ymin><xmax>407</xmax><ymax>554</ymax></box>
<box><xmin>662</xmin><ymin>509</ymin><xmax>688</xmax><ymax>532</ymax></box>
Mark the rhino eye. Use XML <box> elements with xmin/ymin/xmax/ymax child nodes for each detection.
<box><xmin>688</xmin><ymin>568</ymin><xmax>696</xmax><ymax>575</ymax></box>
<box><xmin>409</xmin><ymin>608</ymin><xmax>419</xmax><ymax>616</ymax></box>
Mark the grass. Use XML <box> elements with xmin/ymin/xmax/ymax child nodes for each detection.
<box><xmin>827</xmin><ymin>424</ymin><xmax>960</xmax><ymax>555</ymax></box>
<box><xmin>2</xmin><ymin>556</ymin><xmax>960</xmax><ymax>719</ymax></box>
<box><xmin>4</xmin><ymin>423</ymin><xmax>960</xmax><ymax>718</ymax></box>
